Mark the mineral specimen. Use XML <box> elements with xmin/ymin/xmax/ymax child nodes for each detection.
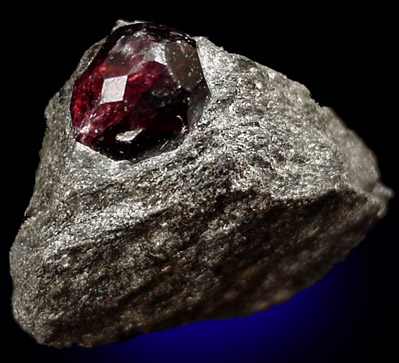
<box><xmin>71</xmin><ymin>22</ymin><xmax>209</xmax><ymax>160</ymax></box>
<box><xmin>10</xmin><ymin>20</ymin><xmax>392</xmax><ymax>348</ymax></box>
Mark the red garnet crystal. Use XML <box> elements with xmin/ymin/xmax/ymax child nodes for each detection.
<box><xmin>70</xmin><ymin>22</ymin><xmax>209</xmax><ymax>160</ymax></box>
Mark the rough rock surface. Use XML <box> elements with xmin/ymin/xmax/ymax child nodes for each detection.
<box><xmin>10</xmin><ymin>21</ymin><xmax>392</xmax><ymax>348</ymax></box>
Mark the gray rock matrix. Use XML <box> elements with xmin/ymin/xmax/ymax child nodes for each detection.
<box><xmin>10</xmin><ymin>21</ymin><xmax>392</xmax><ymax>348</ymax></box>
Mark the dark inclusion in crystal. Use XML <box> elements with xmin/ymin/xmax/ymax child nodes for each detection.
<box><xmin>70</xmin><ymin>22</ymin><xmax>209</xmax><ymax>160</ymax></box>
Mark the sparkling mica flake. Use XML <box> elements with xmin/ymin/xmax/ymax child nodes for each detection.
<box><xmin>70</xmin><ymin>22</ymin><xmax>209</xmax><ymax>160</ymax></box>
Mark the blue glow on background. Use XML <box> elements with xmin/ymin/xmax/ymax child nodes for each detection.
<box><xmin>66</xmin><ymin>244</ymin><xmax>380</xmax><ymax>363</ymax></box>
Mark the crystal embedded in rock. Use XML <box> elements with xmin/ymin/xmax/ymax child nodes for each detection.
<box><xmin>70</xmin><ymin>22</ymin><xmax>209</xmax><ymax>160</ymax></box>
<box><xmin>10</xmin><ymin>24</ymin><xmax>392</xmax><ymax>348</ymax></box>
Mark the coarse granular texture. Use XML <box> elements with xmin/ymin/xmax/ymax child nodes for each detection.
<box><xmin>10</xmin><ymin>20</ymin><xmax>392</xmax><ymax>348</ymax></box>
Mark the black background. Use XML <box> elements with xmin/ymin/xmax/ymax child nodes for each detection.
<box><xmin>2</xmin><ymin>4</ymin><xmax>396</xmax><ymax>363</ymax></box>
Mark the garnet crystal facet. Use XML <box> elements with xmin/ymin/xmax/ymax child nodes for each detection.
<box><xmin>71</xmin><ymin>23</ymin><xmax>209</xmax><ymax>160</ymax></box>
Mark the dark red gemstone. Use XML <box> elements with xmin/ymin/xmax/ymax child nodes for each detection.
<box><xmin>70</xmin><ymin>22</ymin><xmax>209</xmax><ymax>160</ymax></box>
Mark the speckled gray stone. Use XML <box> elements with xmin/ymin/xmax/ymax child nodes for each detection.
<box><xmin>9</xmin><ymin>21</ymin><xmax>392</xmax><ymax>348</ymax></box>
